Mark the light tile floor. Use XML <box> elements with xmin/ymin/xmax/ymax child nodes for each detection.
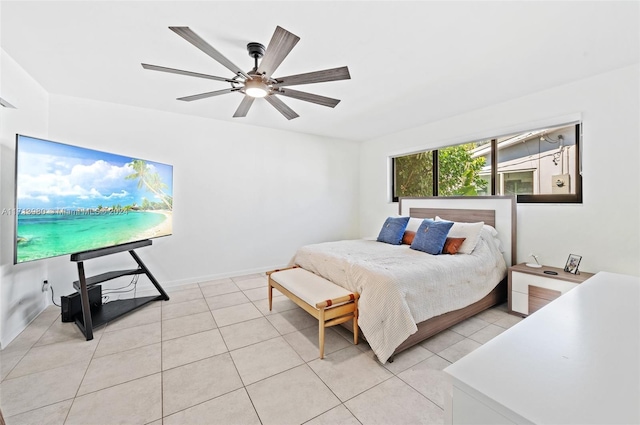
<box><xmin>0</xmin><ymin>274</ymin><xmax>522</xmax><ymax>424</ymax></box>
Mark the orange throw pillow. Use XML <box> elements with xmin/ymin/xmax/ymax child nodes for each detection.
<box><xmin>402</xmin><ymin>231</ymin><xmax>416</xmax><ymax>245</ymax></box>
<box><xmin>442</xmin><ymin>237</ymin><xmax>466</xmax><ymax>254</ymax></box>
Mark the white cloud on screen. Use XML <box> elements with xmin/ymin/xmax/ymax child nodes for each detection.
<box><xmin>17</xmin><ymin>153</ymin><xmax>135</xmax><ymax>202</ymax></box>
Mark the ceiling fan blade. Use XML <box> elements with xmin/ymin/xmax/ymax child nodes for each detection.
<box><xmin>277</xmin><ymin>88</ymin><xmax>340</xmax><ymax>108</ymax></box>
<box><xmin>141</xmin><ymin>63</ymin><xmax>237</xmax><ymax>83</ymax></box>
<box><xmin>256</xmin><ymin>26</ymin><xmax>300</xmax><ymax>78</ymax></box>
<box><xmin>177</xmin><ymin>88</ymin><xmax>236</xmax><ymax>102</ymax></box>
<box><xmin>273</xmin><ymin>66</ymin><xmax>351</xmax><ymax>87</ymax></box>
<box><xmin>265</xmin><ymin>95</ymin><xmax>299</xmax><ymax>120</ymax></box>
<box><xmin>169</xmin><ymin>26</ymin><xmax>250</xmax><ymax>79</ymax></box>
<box><xmin>233</xmin><ymin>96</ymin><xmax>255</xmax><ymax>117</ymax></box>
<box><xmin>0</xmin><ymin>97</ymin><xmax>16</xmax><ymax>108</ymax></box>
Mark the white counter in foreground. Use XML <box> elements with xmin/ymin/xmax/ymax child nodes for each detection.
<box><xmin>444</xmin><ymin>271</ymin><xmax>640</xmax><ymax>424</ymax></box>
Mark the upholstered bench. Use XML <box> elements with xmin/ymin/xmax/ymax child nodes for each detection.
<box><xmin>267</xmin><ymin>266</ymin><xmax>359</xmax><ymax>359</ymax></box>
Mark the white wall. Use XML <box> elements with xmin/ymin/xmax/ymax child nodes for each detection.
<box><xmin>40</xmin><ymin>94</ymin><xmax>360</xmax><ymax>306</ymax></box>
<box><xmin>3</xmin><ymin>56</ymin><xmax>637</xmax><ymax>348</ymax></box>
<box><xmin>0</xmin><ymin>57</ymin><xmax>360</xmax><ymax>347</ymax></box>
<box><xmin>0</xmin><ymin>50</ymin><xmax>51</xmax><ymax>347</ymax></box>
<box><xmin>359</xmin><ymin>64</ymin><xmax>640</xmax><ymax>276</ymax></box>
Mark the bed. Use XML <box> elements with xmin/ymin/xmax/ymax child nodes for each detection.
<box><xmin>292</xmin><ymin>196</ymin><xmax>516</xmax><ymax>363</ymax></box>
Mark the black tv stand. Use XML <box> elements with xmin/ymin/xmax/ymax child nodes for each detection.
<box><xmin>70</xmin><ymin>239</ymin><xmax>170</xmax><ymax>340</ymax></box>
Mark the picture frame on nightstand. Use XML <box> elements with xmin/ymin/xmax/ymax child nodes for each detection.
<box><xmin>564</xmin><ymin>254</ymin><xmax>582</xmax><ymax>274</ymax></box>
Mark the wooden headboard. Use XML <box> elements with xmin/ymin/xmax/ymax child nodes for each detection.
<box><xmin>409</xmin><ymin>208</ymin><xmax>495</xmax><ymax>228</ymax></box>
<box><xmin>399</xmin><ymin>196</ymin><xmax>516</xmax><ymax>266</ymax></box>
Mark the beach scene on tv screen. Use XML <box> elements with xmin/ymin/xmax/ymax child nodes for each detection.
<box><xmin>15</xmin><ymin>136</ymin><xmax>173</xmax><ymax>263</ymax></box>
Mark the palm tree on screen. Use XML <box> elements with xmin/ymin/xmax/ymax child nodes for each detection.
<box><xmin>125</xmin><ymin>159</ymin><xmax>172</xmax><ymax>210</ymax></box>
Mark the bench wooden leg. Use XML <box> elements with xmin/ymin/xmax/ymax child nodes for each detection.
<box><xmin>319</xmin><ymin>308</ymin><xmax>326</xmax><ymax>359</ymax></box>
<box><xmin>267</xmin><ymin>268</ymin><xmax>360</xmax><ymax>360</ymax></box>
<box><xmin>353</xmin><ymin>299</ymin><xmax>359</xmax><ymax>345</ymax></box>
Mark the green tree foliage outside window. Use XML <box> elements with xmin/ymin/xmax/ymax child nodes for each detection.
<box><xmin>438</xmin><ymin>144</ymin><xmax>487</xmax><ymax>196</ymax></box>
<box><xmin>394</xmin><ymin>143</ymin><xmax>487</xmax><ymax>199</ymax></box>
<box><xmin>395</xmin><ymin>151</ymin><xmax>434</xmax><ymax>197</ymax></box>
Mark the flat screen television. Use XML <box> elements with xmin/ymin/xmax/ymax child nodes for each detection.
<box><xmin>14</xmin><ymin>134</ymin><xmax>173</xmax><ymax>264</ymax></box>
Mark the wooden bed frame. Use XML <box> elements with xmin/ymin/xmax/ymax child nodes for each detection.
<box><xmin>393</xmin><ymin>280</ymin><xmax>507</xmax><ymax>355</ymax></box>
<box><xmin>345</xmin><ymin>196</ymin><xmax>517</xmax><ymax>361</ymax></box>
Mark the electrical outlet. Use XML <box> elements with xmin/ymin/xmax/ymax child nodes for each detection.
<box><xmin>42</xmin><ymin>280</ymin><xmax>49</xmax><ymax>292</ymax></box>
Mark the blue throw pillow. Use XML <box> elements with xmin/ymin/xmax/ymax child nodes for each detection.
<box><xmin>377</xmin><ymin>216</ymin><xmax>410</xmax><ymax>245</ymax></box>
<box><xmin>410</xmin><ymin>219</ymin><xmax>454</xmax><ymax>254</ymax></box>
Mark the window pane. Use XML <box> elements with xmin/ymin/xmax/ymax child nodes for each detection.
<box><xmin>503</xmin><ymin>171</ymin><xmax>533</xmax><ymax>194</ymax></box>
<box><xmin>477</xmin><ymin>173</ymin><xmax>491</xmax><ymax>196</ymax></box>
<box><xmin>495</xmin><ymin>124</ymin><xmax>578</xmax><ymax>196</ymax></box>
<box><xmin>393</xmin><ymin>151</ymin><xmax>433</xmax><ymax>198</ymax></box>
<box><xmin>390</xmin><ymin>123</ymin><xmax>580</xmax><ymax>203</ymax></box>
<box><xmin>438</xmin><ymin>142</ymin><xmax>488</xmax><ymax>196</ymax></box>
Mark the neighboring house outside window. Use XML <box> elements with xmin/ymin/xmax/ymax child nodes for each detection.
<box><xmin>392</xmin><ymin>123</ymin><xmax>581</xmax><ymax>203</ymax></box>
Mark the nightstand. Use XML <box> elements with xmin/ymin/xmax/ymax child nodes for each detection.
<box><xmin>508</xmin><ymin>263</ymin><xmax>594</xmax><ymax>317</ymax></box>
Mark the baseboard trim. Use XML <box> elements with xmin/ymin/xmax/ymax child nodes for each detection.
<box><xmin>160</xmin><ymin>263</ymin><xmax>288</xmax><ymax>288</ymax></box>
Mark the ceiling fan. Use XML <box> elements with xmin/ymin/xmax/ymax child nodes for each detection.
<box><xmin>142</xmin><ymin>26</ymin><xmax>351</xmax><ymax>120</ymax></box>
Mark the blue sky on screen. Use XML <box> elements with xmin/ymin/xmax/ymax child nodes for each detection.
<box><xmin>16</xmin><ymin>135</ymin><xmax>173</xmax><ymax>210</ymax></box>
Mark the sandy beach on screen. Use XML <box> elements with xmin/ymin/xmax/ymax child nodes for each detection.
<box><xmin>134</xmin><ymin>210</ymin><xmax>173</xmax><ymax>240</ymax></box>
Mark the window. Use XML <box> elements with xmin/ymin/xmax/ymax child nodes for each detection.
<box><xmin>392</xmin><ymin>140</ymin><xmax>489</xmax><ymax>202</ymax></box>
<box><xmin>392</xmin><ymin>123</ymin><xmax>582</xmax><ymax>203</ymax></box>
<box><xmin>437</xmin><ymin>141</ymin><xmax>489</xmax><ymax>196</ymax></box>
<box><xmin>393</xmin><ymin>150</ymin><xmax>434</xmax><ymax>198</ymax></box>
<box><xmin>503</xmin><ymin>171</ymin><xmax>534</xmax><ymax>195</ymax></box>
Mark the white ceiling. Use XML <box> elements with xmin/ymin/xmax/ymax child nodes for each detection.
<box><xmin>1</xmin><ymin>1</ymin><xmax>638</xmax><ymax>142</ymax></box>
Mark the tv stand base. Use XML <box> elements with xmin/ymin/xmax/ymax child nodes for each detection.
<box><xmin>70</xmin><ymin>239</ymin><xmax>170</xmax><ymax>340</ymax></box>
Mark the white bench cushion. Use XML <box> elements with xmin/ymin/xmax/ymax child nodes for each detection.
<box><xmin>270</xmin><ymin>268</ymin><xmax>353</xmax><ymax>309</ymax></box>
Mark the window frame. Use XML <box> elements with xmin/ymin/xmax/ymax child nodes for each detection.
<box><xmin>515</xmin><ymin>124</ymin><xmax>582</xmax><ymax>204</ymax></box>
<box><xmin>391</xmin><ymin>123</ymin><xmax>582</xmax><ymax>204</ymax></box>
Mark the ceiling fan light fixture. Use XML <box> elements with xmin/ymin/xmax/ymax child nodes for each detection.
<box><xmin>245</xmin><ymin>78</ymin><xmax>269</xmax><ymax>98</ymax></box>
<box><xmin>144</xmin><ymin>26</ymin><xmax>350</xmax><ymax>119</ymax></box>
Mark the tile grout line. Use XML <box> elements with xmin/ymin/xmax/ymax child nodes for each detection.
<box><xmin>4</xmin><ymin>283</ymin><xmax>510</xmax><ymax>424</ymax></box>
<box><xmin>341</xmin><ymin>403</ymin><xmax>365</xmax><ymax>425</ymax></box>
<box><xmin>160</xmin><ymin>278</ymin><xmax>274</xmax><ymax>423</ymax></box>
<box><xmin>0</xmin><ymin>349</ymin><xmax>30</xmax><ymax>384</ymax></box>
<box><xmin>0</xmin><ymin>310</ymin><xmax>61</xmax><ymax>384</ymax></box>
<box><xmin>160</xmin><ymin>283</ymin><xmax>228</xmax><ymax>421</ymax></box>
<box><xmin>30</xmin><ymin>310</ymin><xmax>68</xmax><ymax>347</ymax></box>
<box><xmin>4</xmin><ymin>324</ymin><xmax>102</xmax><ymax>384</ymax></box>
<box><xmin>225</xmin><ymin>346</ymin><xmax>264</xmax><ymax>424</ymax></box>
<box><xmin>395</xmin><ymin>368</ymin><xmax>447</xmax><ymax>412</ymax></box>
<box><xmin>303</xmin><ymin>344</ymin><xmax>373</xmax><ymax>406</ymax></box>
<box><xmin>63</xmin><ymin>316</ymin><xmax>106</xmax><ymax>424</ymax></box>
<box><xmin>66</xmin><ymin>357</ymin><xmax>162</xmax><ymax>399</ymax></box>
<box><xmin>231</xmin><ymin>292</ymin><xmax>334</xmax><ymax>423</ymax></box>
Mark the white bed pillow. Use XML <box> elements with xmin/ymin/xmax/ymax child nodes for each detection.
<box><xmin>483</xmin><ymin>224</ymin><xmax>498</xmax><ymax>237</ymax></box>
<box><xmin>435</xmin><ymin>216</ymin><xmax>484</xmax><ymax>254</ymax></box>
<box><xmin>482</xmin><ymin>224</ymin><xmax>504</xmax><ymax>253</ymax></box>
<box><xmin>405</xmin><ymin>217</ymin><xmax>425</xmax><ymax>233</ymax></box>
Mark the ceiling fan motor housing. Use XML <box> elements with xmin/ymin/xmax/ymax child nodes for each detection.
<box><xmin>247</xmin><ymin>42</ymin><xmax>265</xmax><ymax>59</ymax></box>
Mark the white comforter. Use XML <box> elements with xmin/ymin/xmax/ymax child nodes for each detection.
<box><xmin>292</xmin><ymin>230</ymin><xmax>506</xmax><ymax>363</ymax></box>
